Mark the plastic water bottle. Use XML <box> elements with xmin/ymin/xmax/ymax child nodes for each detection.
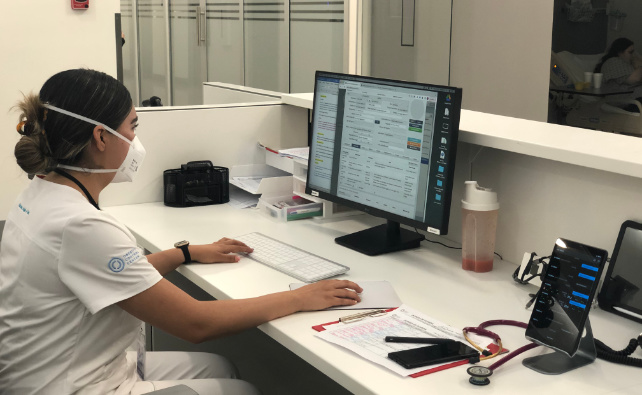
<box><xmin>461</xmin><ymin>181</ymin><xmax>499</xmax><ymax>273</ymax></box>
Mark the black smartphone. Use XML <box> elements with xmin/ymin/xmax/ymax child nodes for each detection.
<box><xmin>525</xmin><ymin>238</ymin><xmax>607</xmax><ymax>356</ymax></box>
<box><xmin>388</xmin><ymin>341</ymin><xmax>479</xmax><ymax>369</ymax></box>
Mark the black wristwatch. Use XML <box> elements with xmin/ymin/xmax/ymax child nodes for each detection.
<box><xmin>174</xmin><ymin>240</ymin><xmax>192</xmax><ymax>264</ymax></box>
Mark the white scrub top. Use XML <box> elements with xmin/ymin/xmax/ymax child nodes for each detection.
<box><xmin>0</xmin><ymin>177</ymin><xmax>163</xmax><ymax>394</ymax></box>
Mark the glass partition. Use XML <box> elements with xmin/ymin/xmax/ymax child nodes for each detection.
<box><xmin>170</xmin><ymin>0</ymin><xmax>206</xmax><ymax>105</ymax></box>
<box><xmin>206</xmin><ymin>1</ymin><xmax>244</xmax><ymax>85</ymax></box>
<box><xmin>289</xmin><ymin>0</ymin><xmax>344</xmax><ymax>93</ymax></box>
<box><xmin>137</xmin><ymin>0</ymin><xmax>170</xmax><ymax>105</ymax></box>
<box><xmin>362</xmin><ymin>0</ymin><xmax>451</xmax><ymax>86</ymax></box>
<box><xmin>122</xmin><ymin>0</ymin><xmax>350</xmax><ymax>104</ymax></box>
<box><xmin>243</xmin><ymin>0</ymin><xmax>289</xmax><ymax>92</ymax></box>
<box><xmin>121</xmin><ymin>0</ymin><xmax>139</xmax><ymax>105</ymax></box>
<box><xmin>548</xmin><ymin>0</ymin><xmax>642</xmax><ymax>137</ymax></box>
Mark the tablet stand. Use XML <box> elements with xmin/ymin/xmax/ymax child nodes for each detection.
<box><xmin>522</xmin><ymin>318</ymin><xmax>596</xmax><ymax>375</ymax></box>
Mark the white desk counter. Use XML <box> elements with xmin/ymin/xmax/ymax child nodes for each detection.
<box><xmin>105</xmin><ymin>203</ymin><xmax>642</xmax><ymax>394</ymax></box>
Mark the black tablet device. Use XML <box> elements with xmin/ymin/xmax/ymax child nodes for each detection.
<box><xmin>598</xmin><ymin>220</ymin><xmax>642</xmax><ymax>324</ymax></box>
<box><xmin>525</xmin><ymin>238</ymin><xmax>607</xmax><ymax>357</ymax></box>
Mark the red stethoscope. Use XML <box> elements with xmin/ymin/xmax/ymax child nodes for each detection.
<box><xmin>462</xmin><ymin>319</ymin><xmax>539</xmax><ymax>385</ymax></box>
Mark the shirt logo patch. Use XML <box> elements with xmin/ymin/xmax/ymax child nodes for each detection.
<box><xmin>108</xmin><ymin>248</ymin><xmax>142</xmax><ymax>273</ymax></box>
<box><xmin>108</xmin><ymin>257</ymin><xmax>125</xmax><ymax>273</ymax></box>
<box><xmin>18</xmin><ymin>203</ymin><xmax>30</xmax><ymax>215</ymax></box>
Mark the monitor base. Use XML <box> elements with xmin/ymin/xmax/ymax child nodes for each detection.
<box><xmin>335</xmin><ymin>220</ymin><xmax>425</xmax><ymax>256</ymax></box>
<box><xmin>522</xmin><ymin>318</ymin><xmax>596</xmax><ymax>375</ymax></box>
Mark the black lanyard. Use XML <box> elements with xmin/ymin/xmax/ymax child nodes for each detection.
<box><xmin>53</xmin><ymin>168</ymin><xmax>100</xmax><ymax>210</ymax></box>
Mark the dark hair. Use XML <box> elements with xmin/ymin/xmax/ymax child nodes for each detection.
<box><xmin>14</xmin><ymin>69</ymin><xmax>132</xmax><ymax>175</ymax></box>
<box><xmin>595</xmin><ymin>37</ymin><xmax>634</xmax><ymax>73</ymax></box>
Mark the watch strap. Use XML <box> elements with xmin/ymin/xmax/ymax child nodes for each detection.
<box><xmin>178</xmin><ymin>244</ymin><xmax>191</xmax><ymax>264</ymax></box>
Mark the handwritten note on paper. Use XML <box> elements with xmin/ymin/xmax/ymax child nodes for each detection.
<box><xmin>315</xmin><ymin>304</ymin><xmax>467</xmax><ymax>376</ymax></box>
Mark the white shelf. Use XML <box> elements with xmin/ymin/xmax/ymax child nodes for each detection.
<box><xmin>265</xmin><ymin>150</ymin><xmax>295</xmax><ymax>174</ymax></box>
<box><xmin>281</xmin><ymin>93</ymin><xmax>314</xmax><ymax>109</ymax></box>
<box><xmin>229</xmin><ymin>164</ymin><xmax>292</xmax><ymax>195</ymax></box>
<box><xmin>281</xmin><ymin>94</ymin><xmax>642</xmax><ymax>179</ymax></box>
<box><xmin>459</xmin><ymin>109</ymin><xmax>642</xmax><ymax>179</ymax></box>
<box><xmin>202</xmin><ymin>82</ymin><xmax>282</xmax><ymax>99</ymax></box>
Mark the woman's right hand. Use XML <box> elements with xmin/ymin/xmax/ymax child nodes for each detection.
<box><xmin>292</xmin><ymin>279</ymin><xmax>363</xmax><ymax>311</ymax></box>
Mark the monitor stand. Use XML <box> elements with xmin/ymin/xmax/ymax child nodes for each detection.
<box><xmin>522</xmin><ymin>318</ymin><xmax>597</xmax><ymax>375</ymax></box>
<box><xmin>335</xmin><ymin>220</ymin><xmax>425</xmax><ymax>256</ymax></box>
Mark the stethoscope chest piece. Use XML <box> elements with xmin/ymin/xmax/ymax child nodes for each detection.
<box><xmin>467</xmin><ymin>366</ymin><xmax>492</xmax><ymax>386</ymax></box>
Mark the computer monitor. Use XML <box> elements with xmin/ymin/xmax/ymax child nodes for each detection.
<box><xmin>305</xmin><ymin>71</ymin><xmax>462</xmax><ymax>256</ymax></box>
<box><xmin>598</xmin><ymin>220</ymin><xmax>642</xmax><ymax>324</ymax></box>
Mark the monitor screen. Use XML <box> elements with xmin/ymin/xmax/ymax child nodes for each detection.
<box><xmin>525</xmin><ymin>238</ymin><xmax>607</xmax><ymax>356</ymax></box>
<box><xmin>598</xmin><ymin>221</ymin><xmax>642</xmax><ymax>323</ymax></box>
<box><xmin>305</xmin><ymin>71</ymin><xmax>462</xmax><ymax>256</ymax></box>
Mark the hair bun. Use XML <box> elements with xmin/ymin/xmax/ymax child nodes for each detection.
<box><xmin>13</xmin><ymin>93</ymin><xmax>52</xmax><ymax>174</ymax></box>
<box><xmin>15</xmin><ymin>135</ymin><xmax>51</xmax><ymax>175</ymax></box>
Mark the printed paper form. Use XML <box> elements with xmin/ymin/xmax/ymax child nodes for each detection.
<box><xmin>315</xmin><ymin>304</ymin><xmax>467</xmax><ymax>376</ymax></box>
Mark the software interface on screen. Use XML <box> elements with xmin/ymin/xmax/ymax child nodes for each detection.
<box><xmin>307</xmin><ymin>74</ymin><xmax>458</xmax><ymax>234</ymax></box>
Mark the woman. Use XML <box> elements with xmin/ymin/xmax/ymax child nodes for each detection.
<box><xmin>0</xmin><ymin>69</ymin><xmax>362</xmax><ymax>395</ymax></box>
<box><xmin>595</xmin><ymin>37</ymin><xmax>642</xmax><ymax>109</ymax></box>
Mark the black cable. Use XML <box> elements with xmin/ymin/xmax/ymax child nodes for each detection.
<box><xmin>513</xmin><ymin>265</ymin><xmax>539</xmax><ymax>285</ymax></box>
<box><xmin>512</xmin><ymin>253</ymin><xmax>549</xmax><ymax>285</ymax></box>
<box><xmin>414</xmin><ymin>228</ymin><xmax>503</xmax><ymax>260</ymax></box>
<box><xmin>595</xmin><ymin>338</ymin><xmax>642</xmax><ymax>367</ymax></box>
<box><xmin>596</xmin><ymin>338</ymin><xmax>639</xmax><ymax>356</ymax></box>
<box><xmin>423</xmin><ymin>238</ymin><xmax>462</xmax><ymax>250</ymax></box>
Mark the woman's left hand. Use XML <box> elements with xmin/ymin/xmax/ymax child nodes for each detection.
<box><xmin>190</xmin><ymin>238</ymin><xmax>254</xmax><ymax>263</ymax></box>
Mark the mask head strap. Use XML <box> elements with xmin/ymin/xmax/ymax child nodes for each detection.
<box><xmin>42</xmin><ymin>104</ymin><xmax>131</xmax><ymax>145</ymax></box>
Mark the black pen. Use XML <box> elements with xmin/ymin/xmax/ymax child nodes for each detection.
<box><xmin>384</xmin><ymin>336</ymin><xmax>456</xmax><ymax>344</ymax></box>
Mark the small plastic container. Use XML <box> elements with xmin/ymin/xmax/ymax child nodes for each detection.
<box><xmin>258</xmin><ymin>195</ymin><xmax>322</xmax><ymax>222</ymax></box>
<box><xmin>461</xmin><ymin>181</ymin><xmax>499</xmax><ymax>273</ymax></box>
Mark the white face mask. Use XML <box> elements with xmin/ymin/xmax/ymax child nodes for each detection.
<box><xmin>43</xmin><ymin>104</ymin><xmax>146</xmax><ymax>183</ymax></box>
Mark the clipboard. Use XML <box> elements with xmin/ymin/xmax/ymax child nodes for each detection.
<box><xmin>311</xmin><ymin>308</ymin><xmax>397</xmax><ymax>331</ymax></box>
<box><xmin>311</xmin><ymin>308</ymin><xmax>502</xmax><ymax>378</ymax></box>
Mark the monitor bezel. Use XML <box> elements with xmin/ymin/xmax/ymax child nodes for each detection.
<box><xmin>597</xmin><ymin>220</ymin><xmax>642</xmax><ymax>324</ymax></box>
<box><xmin>305</xmin><ymin>70</ymin><xmax>462</xmax><ymax>234</ymax></box>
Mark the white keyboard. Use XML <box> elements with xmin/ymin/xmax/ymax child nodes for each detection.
<box><xmin>234</xmin><ymin>232</ymin><xmax>349</xmax><ymax>283</ymax></box>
